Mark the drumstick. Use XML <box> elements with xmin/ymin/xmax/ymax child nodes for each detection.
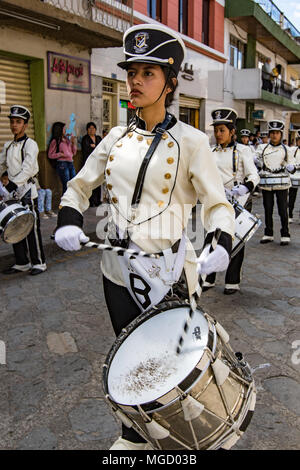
<box><xmin>176</xmin><ymin>228</ymin><xmax>222</xmax><ymax>355</ymax></box>
<box><xmin>80</xmin><ymin>240</ymin><xmax>160</xmax><ymax>259</ymax></box>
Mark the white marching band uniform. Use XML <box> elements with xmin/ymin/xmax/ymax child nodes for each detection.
<box><xmin>0</xmin><ymin>105</ymin><xmax>46</xmax><ymax>274</ymax></box>
<box><xmin>288</xmin><ymin>141</ymin><xmax>300</xmax><ymax>220</ymax></box>
<box><xmin>212</xmin><ymin>142</ymin><xmax>259</xmax><ymax>200</ymax></box>
<box><xmin>58</xmin><ymin>117</ymin><xmax>235</xmax><ymax>304</ymax></box>
<box><xmin>255</xmin><ymin>120</ymin><xmax>296</xmax><ymax>244</ymax></box>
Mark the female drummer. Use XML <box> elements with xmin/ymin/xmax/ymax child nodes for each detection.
<box><xmin>288</xmin><ymin>133</ymin><xmax>300</xmax><ymax>222</ymax></box>
<box><xmin>203</xmin><ymin>108</ymin><xmax>259</xmax><ymax>295</ymax></box>
<box><xmin>54</xmin><ymin>23</ymin><xmax>235</xmax><ymax>450</ymax></box>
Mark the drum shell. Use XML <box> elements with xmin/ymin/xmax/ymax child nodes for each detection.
<box><xmin>258</xmin><ymin>172</ymin><xmax>290</xmax><ymax>190</ymax></box>
<box><xmin>0</xmin><ymin>200</ymin><xmax>35</xmax><ymax>243</ymax></box>
<box><xmin>124</xmin><ymin>340</ymin><xmax>251</xmax><ymax>450</ymax></box>
<box><xmin>290</xmin><ymin>172</ymin><xmax>300</xmax><ymax>187</ymax></box>
<box><xmin>231</xmin><ymin>202</ymin><xmax>261</xmax><ymax>258</ymax></box>
<box><xmin>103</xmin><ymin>301</ymin><xmax>256</xmax><ymax>450</ymax></box>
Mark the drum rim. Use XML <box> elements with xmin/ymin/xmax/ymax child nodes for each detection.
<box><xmin>1</xmin><ymin>211</ymin><xmax>35</xmax><ymax>243</ymax></box>
<box><xmin>103</xmin><ymin>299</ymin><xmax>217</xmax><ymax>414</ymax></box>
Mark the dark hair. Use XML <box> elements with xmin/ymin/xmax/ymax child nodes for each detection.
<box><xmin>86</xmin><ymin>121</ymin><xmax>97</xmax><ymax>131</ymax></box>
<box><xmin>162</xmin><ymin>67</ymin><xmax>178</xmax><ymax>108</ymax></box>
<box><xmin>48</xmin><ymin>121</ymin><xmax>65</xmax><ymax>154</ymax></box>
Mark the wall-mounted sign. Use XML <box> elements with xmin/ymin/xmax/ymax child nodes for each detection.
<box><xmin>252</xmin><ymin>110</ymin><xmax>264</xmax><ymax>120</ymax></box>
<box><xmin>47</xmin><ymin>51</ymin><xmax>91</xmax><ymax>93</ymax></box>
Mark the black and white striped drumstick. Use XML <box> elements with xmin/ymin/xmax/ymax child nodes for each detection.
<box><xmin>80</xmin><ymin>240</ymin><xmax>160</xmax><ymax>259</ymax></box>
<box><xmin>176</xmin><ymin>228</ymin><xmax>222</xmax><ymax>355</ymax></box>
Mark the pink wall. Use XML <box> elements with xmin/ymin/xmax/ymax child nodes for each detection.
<box><xmin>133</xmin><ymin>0</ymin><xmax>225</xmax><ymax>56</ymax></box>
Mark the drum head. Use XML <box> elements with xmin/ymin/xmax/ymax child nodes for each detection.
<box><xmin>107</xmin><ymin>305</ymin><xmax>209</xmax><ymax>406</ymax></box>
<box><xmin>3</xmin><ymin>212</ymin><xmax>34</xmax><ymax>243</ymax></box>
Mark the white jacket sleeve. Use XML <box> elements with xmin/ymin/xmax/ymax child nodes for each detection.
<box><xmin>188</xmin><ymin>133</ymin><xmax>235</xmax><ymax>239</ymax></box>
<box><xmin>242</xmin><ymin>145</ymin><xmax>260</xmax><ymax>187</ymax></box>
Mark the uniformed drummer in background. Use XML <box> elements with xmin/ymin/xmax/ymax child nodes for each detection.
<box><xmin>288</xmin><ymin>132</ymin><xmax>300</xmax><ymax>222</ymax></box>
<box><xmin>255</xmin><ymin>120</ymin><xmax>296</xmax><ymax>245</ymax></box>
<box><xmin>203</xmin><ymin>108</ymin><xmax>259</xmax><ymax>295</ymax></box>
<box><xmin>239</xmin><ymin>128</ymin><xmax>251</xmax><ymax>147</ymax></box>
<box><xmin>0</xmin><ymin>105</ymin><xmax>47</xmax><ymax>275</ymax></box>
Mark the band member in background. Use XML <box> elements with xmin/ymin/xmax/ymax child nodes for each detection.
<box><xmin>240</xmin><ymin>129</ymin><xmax>251</xmax><ymax>146</ymax></box>
<box><xmin>54</xmin><ymin>24</ymin><xmax>235</xmax><ymax>450</ymax></box>
<box><xmin>203</xmin><ymin>108</ymin><xmax>259</xmax><ymax>295</ymax></box>
<box><xmin>0</xmin><ymin>105</ymin><xmax>46</xmax><ymax>275</ymax></box>
<box><xmin>256</xmin><ymin>120</ymin><xmax>296</xmax><ymax>245</ymax></box>
<box><xmin>288</xmin><ymin>133</ymin><xmax>300</xmax><ymax>222</ymax></box>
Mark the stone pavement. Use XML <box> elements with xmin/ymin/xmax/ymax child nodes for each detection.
<box><xmin>0</xmin><ymin>195</ymin><xmax>299</xmax><ymax>450</ymax></box>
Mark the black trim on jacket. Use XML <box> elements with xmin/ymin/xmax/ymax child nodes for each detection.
<box><xmin>204</xmin><ymin>230</ymin><xmax>232</xmax><ymax>256</ymax></box>
<box><xmin>57</xmin><ymin>206</ymin><xmax>83</xmax><ymax>229</ymax></box>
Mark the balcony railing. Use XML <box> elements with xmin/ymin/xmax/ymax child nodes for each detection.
<box><xmin>43</xmin><ymin>0</ymin><xmax>133</xmax><ymax>32</ymax></box>
<box><xmin>262</xmin><ymin>71</ymin><xmax>298</xmax><ymax>100</ymax></box>
<box><xmin>254</xmin><ymin>0</ymin><xmax>300</xmax><ymax>43</ymax></box>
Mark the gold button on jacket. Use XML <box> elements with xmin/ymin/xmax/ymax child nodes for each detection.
<box><xmin>60</xmin><ymin>122</ymin><xmax>235</xmax><ymax>299</ymax></box>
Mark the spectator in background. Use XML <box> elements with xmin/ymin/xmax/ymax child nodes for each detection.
<box><xmin>262</xmin><ymin>58</ymin><xmax>273</xmax><ymax>92</ymax></box>
<box><xmin>35</xmin><ymin>176</ymin><xmax>56</xmax><ymax>219</ymax></box>
<box><xmin>81</xmin><ymin>122</ymin><xmax>102</xmax><ymax>206</ymax></box>
<box><xmin>48</xmin><ymin>122</ymin><xmax>77</xmax><ymax>195</ymax></box>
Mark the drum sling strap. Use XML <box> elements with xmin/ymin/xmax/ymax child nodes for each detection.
<box><xmin>262</xmin><ymin>143</ymin><xmax>287</xmax><ymax>172</ymax></box>
<box><xmin>4</xmin><ymin>137</ymin><xmax>36</xmax><ymax>185</ymax></box>
<box><xmin>108</xmin><ymin>113</ymin><xmax>173</xmax><ymax>248</ymax></box>
<box><xmin>131</xmin><ymin>112</ymin><xmax>173</xmax><ymax>208</ymax></box>
<box><xmin>213</xmin><ymin>143</ymin><xmax>238</xmax><ymax>185</ymax></box>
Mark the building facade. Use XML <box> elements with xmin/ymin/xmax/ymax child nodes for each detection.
<box><xmin>224</xmin><ymin>0</ymin><xmax>300</xmax><ymax>144</ymax></box>
<box><xmin>91</xmin><ymin>0</ymin><xmax>228</xmax><ymax>141</ymax></box>
<box><xmin>0</xmin><ymin>0</ymin><xmax>132</xmax><ymax>204</ymax></box>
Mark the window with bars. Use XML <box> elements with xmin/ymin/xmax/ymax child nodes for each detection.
<box><xmin>229</xmin><ymin>35</ymin><xmax>246</xmax><ymax>69</ymax></box>
<box><xmin>102</xmin><ymin>80</ymin><xmax>114</xmax><ymax>93</ymax></box>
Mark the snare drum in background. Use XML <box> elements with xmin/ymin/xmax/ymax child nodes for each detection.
<box><xmin>258</xmin><ymin>171</ymin><xmax>290</xmax><ymax>190</ymax></box>
<box><xmin>103</xmin><ymin>300</ymin><xmax>256</xmax><ymax>450</ymax></box>
<box><xmin>290</xmin><ymin>172</ymin><xmax>300</xmax><ymax>188</ymax></box>
<box><xmin>0</xmin><ymin>199</ymin><xmax>34</xmax><ymax>243</ymax></box>
<box><xmin>232</xmin><ymin>201</ymin><xmax>261</xmax><ymax>258</ymax></box>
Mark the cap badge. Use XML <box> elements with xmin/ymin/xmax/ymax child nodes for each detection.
<box><xmin>215</xmin><ymin>111</ymin><xmax>222</xmax><ymax>120</ymax></box>
<box><xmin>273</xmin><ymin>122</ymin><xmax>277</xmax><ymax>128</ymax></box>
<box><xmin>134</xmin><ymin>32</ymin><xmax>149</xmax><ymax>53</ymax></box>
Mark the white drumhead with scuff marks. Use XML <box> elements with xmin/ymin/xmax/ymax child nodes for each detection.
<box><xmin>107</xmin><ymin>306</ymin><xmax>209</xmax><ymax>405</ymax></box>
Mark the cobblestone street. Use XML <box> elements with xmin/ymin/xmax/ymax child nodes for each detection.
<box><xmin>0</xmin><ymin>196</ymin><xmax>299</xmax><ymax>451</ymax></box>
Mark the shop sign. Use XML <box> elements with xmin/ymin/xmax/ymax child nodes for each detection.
<box><xmin>47</xmin><ymin>51</ymin><xmax>91</xmax><ymax>93</ymax></box>
<box><xmin>252</xmin><ymin>110</ymin><xmax>264</xmax><ymax>120</ymax></box>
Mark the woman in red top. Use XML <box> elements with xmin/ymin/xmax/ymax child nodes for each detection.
<box><xmin>48</xmin><ymin>121</ymin><xmax>77</xmax><ymax>194</ymax></box>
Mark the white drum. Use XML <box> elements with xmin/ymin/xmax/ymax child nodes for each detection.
<box><xmin>232</xmin><ymin>202</ymin><xmax>261</xmax><ymax>258</ymax></box>
<box><xmin>0</xmin><ymin>199</ymin><xmax>34</xmax><ymax>243</ymax></box>
<box><xmin>259</xmin><ymin>171</ymin><xmax>290</xmax><ymax>190</ymax></box>
<box><xmin>103</xmin><ymin>300</ymin><xmax>256</xmax><ymax>450</ymax></box>
<box><xmin>290</xmin><ymin>172</ymin><xmax>300</xmax><ymax>188</ymax></box>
